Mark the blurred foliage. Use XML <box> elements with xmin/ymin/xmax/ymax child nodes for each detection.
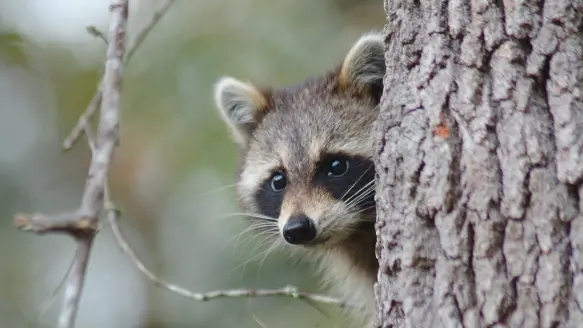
<box><xmin>0</xmin><ymin>0</ymin><xmax>385</xmax><ymax>327</ymax></box>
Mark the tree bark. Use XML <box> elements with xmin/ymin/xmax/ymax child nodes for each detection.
<box><xmin>374</xmin><ymin>0</ymin><xmax>582</xmax><ymax>327</ymax></box>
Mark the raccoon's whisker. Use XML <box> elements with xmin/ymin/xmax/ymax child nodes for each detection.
<box><xmin>198</xmin><ymin>212</ymin><xmax>276</xmax><ymax>224</ymax></box>
<box><xmin>348</xmin><ymin>205</ymin><xmax>377</xmax><ymax>216</ymax></box>
<box><xmin>210</xmin><ymin>225</ymin><xmax>278</xmax><ymax>268</ymax></box>
<box><xmin>344</xmin><ymin>183</ymin><xmax>375</xmax><ymax>209</ymax></box>
<box><xmin>230</xmin><ymin>236</ymin><xmax>281</xmax><ymax>275</ymax></box>
<box><xmin>221</xmin><ymin>212</ymin><xmax>279</xmax><ymax>222</ymax></box>
<box><xmin>328</xmin><ymin>180</ymin><xmax>374</xmax><ymax>215</ymax></box>
<box><xmin>228</xmin><ymin>224</ymin><xmax>278</xmax><ymax>251</ymax></box>
<box><xmin>237</xmin><ymin>224</ymin><xmax>277</xmax><ymax>242</ymax></box>
<box><xmin>241</xmin><ymin>226</ymin><xmax>279</xmax><ymax>248</ymax></box>
<box><xmin>248</xmin><ymin>229</ymin><xmax>281</xmax><ymax>255</ymax></box>
<box><xmin>200</xmin><ymin>212</ymin><xmax>278</xmax><ymax>224</ymax></box>
<box><xmin>228</xmin><ymin>224</ymin><xmax>264</xmax><ymax>246</ymax></box>
<box><xmin>227</xmin><ymin>218</ymin><xmax>278</xmax><ymax>244</ymax></box>
<box><xmin>343</xmin><ymin>179</ymin><xmax>375</xmax><ymax>205</ymax></box>
<box><xmin>346</xmin><ymin>186</ymin><xmax>374</xmax><ymax>207</ymax></box>
<box><xmin>347</xmin><ymin>189</ymin><xmax>375</xmax><ymax>210</ymax></box>
<box><xmin>321</xmin><ymin>180</ymin><xmax>375</xmax><ymax>232</ymax></box>
<box><xmin>249</xmin><ymin>220</ymin><xmax>280</xmax><ymax>228</ymax></box>
<box><xmin>339</xmin><ymin>164</ymin><xmax>374</xmax><ymax>202</ymax></box>
<box><xmin>344</xmin><ymin>199</ymin><xmax>374</xmax><ymax>216</ymax></box>
<box><xmin>193</xmin><ymin>183</ymin><xmax>237</xmax><ymax>198</ymax></box>
<box><xmin>249</xmin><ymin>221</ymin><xmax>276</xmax><ymax>230</ymax></box>
<box><xmin>318</xmin><ymin>222</ymin><xmax>360</xmax><ymax>238</ymax></box>
<box><xmin>341</xmin><ymin>197</ymin><xmax>375</xmax><ymax>223</ymax></box>
<box><xmin>256</xmin><ymin>239</ymin><xmax>282</xmax><ymax>284</ymax></box>
<box><xmin>235</xmin><ymin>230</ymin><xmax>279</xmax><ymax>261</ymax></box>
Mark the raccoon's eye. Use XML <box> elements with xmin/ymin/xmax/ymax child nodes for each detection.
<box><xmin>270</xmin><ymin>171</ymin><xmax>287</xmax><ymax>191</ymax></box>
<box><xmin>328</xmin><ymin>158</ymin><xmax>349</xmax><ymax>177</ymax></box>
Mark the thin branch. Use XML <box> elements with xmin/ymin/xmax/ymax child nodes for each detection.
<box><xmin>62</xmin><ymin>86</ymin><xmax>102</xmax><ymax>150</ymax></box>
<box><xmin>14</xmin><ymin>212</ymin><xmax>96</xmax><ymax>236</ymax></box>
<box><xmin>57</xmin><ymin>237</ymin><xmax>95</xmax><ymax>328</ymax></box>
<box><xmin>33</xmin><ymin>253</ymin><xmax>77</xmax><ymax>326</ymax></box>
<box><xmin>125</xmin><ymin>0</ymin><xmax>176</xmax><ymax>63</ymax></box>
<box><xmin>105</xmin><ymin>200</ymin><xmax>349</xmax><ymax>308</ymax></box>
<box><xmin>62</xmin><ymin>0</ymin><xmax>177</xmax><ymax>151</ymax></box>
<box><xmin>78</xmin><ymin>0</ymin><xmax>127</xmax><ymax>218</ymax></box>
<box><xmin>56</xmin><ymin>1</ymin><xmax>129</xmax><ymax>327</ymax></box>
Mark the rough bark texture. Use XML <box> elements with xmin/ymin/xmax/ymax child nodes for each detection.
<box><xmin>374</xmin><ymin>0</ymin><xmax>582</xmax><ymax>327</ymax></box>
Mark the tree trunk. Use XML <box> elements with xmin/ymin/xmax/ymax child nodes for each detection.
<box><xmin>374</xmin><ymin>0</ymin><xmax>583</xmax><ymax>327</ymax></box>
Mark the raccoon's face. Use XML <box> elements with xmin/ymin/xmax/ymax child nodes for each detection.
<box><xmin>213</xmin><ymin>33</ymin><xmax>385</xmax><ymax>248</ymax></box>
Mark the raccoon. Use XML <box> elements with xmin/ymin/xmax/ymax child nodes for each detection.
<box><xmin>212</xmin><ymin>32</ymin><xmax>385</xmax><ymax>319</ymax></box>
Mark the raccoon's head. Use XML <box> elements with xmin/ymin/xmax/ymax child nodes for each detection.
<box><xmin>213</xmin><ymin>32</ymin><xmax>384</xmax><ymax>248</ymax></box>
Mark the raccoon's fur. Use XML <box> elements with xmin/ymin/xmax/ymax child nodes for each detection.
<box><xmin>213</xmin><ymin>32</ymin><xmax>385</xmax><ymax>320</ymax></box>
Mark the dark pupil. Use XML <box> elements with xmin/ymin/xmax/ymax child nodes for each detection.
<box><xmin>329</xmin><ymin>159</ymin><xmax>348</xmax><ymax>176</ymax></box>
<box><xmin>271</xmin><ymin>172</ymin><xmax>287</xmax><ymax>191</ymax></box>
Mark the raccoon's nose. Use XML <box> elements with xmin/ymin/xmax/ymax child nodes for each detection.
<box><xmin>282</xmin><ymin>215</ymin><xmax>317</xmax><ymax>245</ymax></box>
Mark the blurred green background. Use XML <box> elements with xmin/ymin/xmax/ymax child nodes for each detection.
<box><xmin>0</xmin><ymin>0</ymin><xmax>385</xmax><ymax>327</ymax></box>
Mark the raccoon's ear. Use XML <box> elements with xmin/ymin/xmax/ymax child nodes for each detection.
<box><xmin>338</xmin><ymin>32</ymin><xmax>385</xmax><ymax>100</ymax></box>
<box><xmin>213</xmin><ymin>76</ymin><xmax>269</xmax><ymax>146</ymax></box>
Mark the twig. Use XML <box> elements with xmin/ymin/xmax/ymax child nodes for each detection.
<box><xmin>105</xmin><ymin>199</ymin><xmax>349</xmax><ymax>308</ymax></box>
<box><xmin>62</xmin><ymin>0</ymin><xmax>177</xmax><ymax>150</ymax></box>
<box><xmin>86</xmin><ymin>26</ymin><xmax>108</xmax><ymax>44</ymax></box>
<box><xmin>14</xmin><ymin>212</ymin><xmax>96</xmax><ymax>236</ymax></box>
<box><xmin>62</xmin><ymin>87</ymin><xmax>102</xmax><ymax>150</ymax></box>
<box><xmin>125</xmin><ymin>0</ymin><xmax>176</xmax><ymax>63</ymax></box>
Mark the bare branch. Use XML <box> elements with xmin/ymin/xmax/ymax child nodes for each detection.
<box><xmin>78</xmin><ymin>0</ymin><xmax>128</xmax><ymax>219</ymax></box>
<box><xmin>14</xmin><ymin>212</ymin><xmax>96</xmax><ymax>236</ymax></box>
<box><xmin>62</xmin><ymin>86</ymin><xmax>102</xmax><ymax>150</ymax></box>
<box><xmin>125</xmin><ymin>0</ymin><xmax>176</xmax><ymax>63</ymax></box>
<box><xmin>62</xmin><ymin>0</ymin><xmax>177</xmax><ymax>150</ymax></box>
<box><xmin>57</xmin><ymin>237</ymin><xmax>95</xmax><ymax>328</ymax></box>
<box><xmin>105</xmin><ymin>200</ymin><xmax>349</xmax><ymax>308</ymax></box>
<box><xmin>55</xmin><ymin>0</ymin><xmax>130</xmax><ymax>326</ymax></box>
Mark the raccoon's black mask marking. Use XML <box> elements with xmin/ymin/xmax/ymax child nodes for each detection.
<box><xmin>254</xmin><ymin>154</ymin><xmax>375</xmax><ymax>220</ymax></box>
<box><xmin>255</xmin><ymin>171</ymin><xmax>287</xmax><ymax>219</ymax></box>
<box><xmin>314</xmin><ymin>154</ymin><xmax>375</xmax><ymax>208</ymax></box>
